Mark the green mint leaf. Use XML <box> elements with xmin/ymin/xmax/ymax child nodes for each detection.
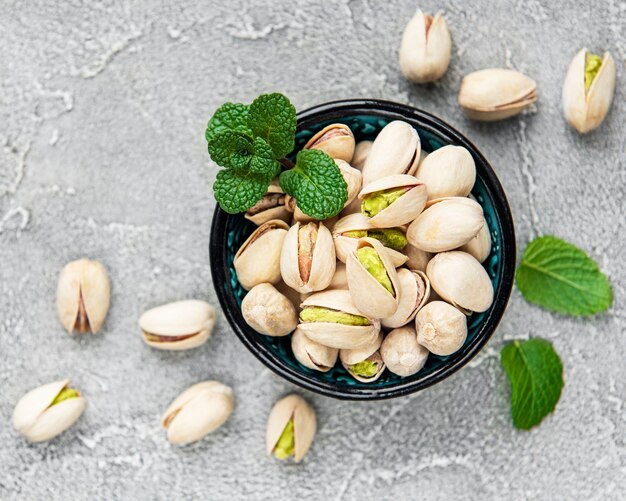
<box><xmin>207</xmin><ymin>130</ymin><xmax>254</xmax><ymax>170</ymax></box>
<box><xmin>213</xmin><ymin>169</ymin><xmax>271</xmax><ymax>214</ymax></box>
<box><xmin>279</xmin><ymin>149</ymin><xmax>347</xmax><ymax>220</ymax></box>
<box><xmin>248</xmin><ymin>93</ymin><xmax>296</xmax><ymax>158</ymax></box>
<box><xmin>501</xmin><ymin>338</ymin><xmax>564</xmax><ymax>430</ymax></box>
<box><xmin>249</xmin><ymin>137</ymin><xmax>280</xmax><ymax>177</ymax></box>
<box><xmin>206</xmin><ymin>103</ymin><xmax>251</xmax><ymax>143</ymax></box>
<box><xmin>516</xmin><ymin>235</ymin><xmax>612</xmax><ymax>317</ymax></box>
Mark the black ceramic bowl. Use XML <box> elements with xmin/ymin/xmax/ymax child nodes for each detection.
<box><xmin>210</xmin><ymin>99</ymin><xmax>515</xmax><ymax>400</ymax></box>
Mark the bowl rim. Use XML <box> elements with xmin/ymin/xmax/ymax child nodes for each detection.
<box><xmin>210</xmin><ymin>98</ymin><xmax>516</xmax><ymax>401</ymax></box>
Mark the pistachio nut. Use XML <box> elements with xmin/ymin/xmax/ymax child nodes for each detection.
<box><xmin>333</xmin><ymin>213</ymin><xmax>408</xmax><ymax>267</ymax></box>
<box><xmin>346</xmin><ymin>237</ymin><xmax>400</xmax><ymax>319</ymax></box>
<box><xmin>359</xmin><ymin>174</ymin><xmax>428</xmax><ymax>228</ymax></box>
<box><xmin>361</xmin><ymin>121</ymin><xmax>421</xmax><ymax>185</ymax></box>
<box><xmin>380</xmin><ymin>326</ymin><xmax>429</xmax><ymax>377</ymax></box>
<box><xmin>304</xmin><ymin>123</ymin><xmax>355</xmax><ymax>163</ymax></box>
<box><xmin>241</xmin><ymin>283</ymin><xmax>298</xmax><ymax>337</ymax></box>
<box><xmin>245</xmin><ymin>180</ymin><xmax>290</xmax><ymax>226</ymax></box>
<box><xmin>162</xmin><ymin>381</ymin><xmax>234</xmax><ymax>445</ymax></box>
<box><xmin>426</xmin><ymin>251</ymin><xmax>494</xmax><ymax>313</ymax></box>
<box><xmin>351</xmin><ymin>140</ymin><xmax>373</xmax><ymax>170</ymax></box>
<box><xmin>382</xmin><ymin>268</ymin><xmax>430</xmax><ymax>329</ymax></box>
<box><xmin>327</xmin><ymin>262</ymin><xmax>348</xmax><ymax>290</ymax></box>
<box><xmin>234</xmin><ymin>219</ymin><xmax>289</xmax><ymax>290</ymax></box>
<box><xmin>57</xmin><ymin>258</ymin><xmax>110</xmax><ymax>334</ymax></box>
<box><xmin>13</xmin><ymin>379</ymin><xmax>85</xmax><ymax>442</ymax></box>
<box><xmin>415</xmin><ymin>145</ymin><xmax>476</xmax><ymax>200</ymax></box>
<box><xmin>340</xmin><ymin>331</ymin><xmax>385</xmax><ymax>382</ymax></box>
<box><xmin>458</xmin><ymin>69</ymin><xmax>538</xmax><ymax>121</ymax></box>
<box><xmin>280</xmin><ymin>221</ymin><xmax>336</xmax><ymax>293</ymax></box>
<box><xmin>291</xmin><ymin>327</ymin><xmax>338</xmax><ymax>372</ymax></box>
<box><xmin>298</xmin><ymin>289</ymin><xmax>381</xmax><ymax>350</ymax></box>
<box><xmin>266</xmin><ymin>394</ymin><xmax>316</xmax><ymax>463</ymax></box>
<box><xmin>415</xmin><ymin>301</ymin><xmax>467</xmax><ymax>356</ymax></box>
<box><xmin>399</xmin><ymin>10</ymin><xmax>451</xmax><ymax>84</ymax></box>
<box><xmin>405</xmin><ymin>244</ymin><xmax>432</xmax><ymax>272</ymax></box>
<box><xmin>336</xmin><ymin>159</ymin><xmax>363</xmax><ymax>207</ymax></box>
<box><xmin>562</xmin><ymin>48</ymin><xmax>616</xmax><ymax>133</ymax></box>
<box><xmin>275</xmin><ymin>280</ymin><xmax>304</xmax><ymax>314</ymax></box>
<box><xmin>458</xmin><ymin>217</ymin><xmax>491</xmax><ymax>263</ymax></box>
<box><xmin>406</xmin><ymin>197</ymin><xmax>484</xmax><ymax>252</ymax></box>
<box><xmin>140</xmin><ymin>300</ymin><xmax>216</xmax><ymax>350</ymax></box>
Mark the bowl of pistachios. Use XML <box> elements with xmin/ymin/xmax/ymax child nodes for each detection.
<box><xmin>209</xmin><ymin>98</ymin><xmax>515</xmax><ymax>400</ymax></box>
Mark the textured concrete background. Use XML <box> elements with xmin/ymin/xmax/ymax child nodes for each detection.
<box><xmin>1</xmin><ymin>0</ymin><xmax>624</xmax><ymax>499</ymax></box>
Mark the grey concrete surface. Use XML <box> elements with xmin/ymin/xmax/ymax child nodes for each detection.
<box><xmin>1</xmin><ymin>0</ymin><xmax>624</xmax><ymax>499</ymax></box>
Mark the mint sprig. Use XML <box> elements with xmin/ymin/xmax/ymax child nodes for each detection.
<box><xmin>213</xmin><ymin>169</ymin><xmax>272</xmax><ymax>215</ymax></box>
<box><xmin>248</xmin><ymin>93</ymin><xmax>296</xmax><ymax>159</ymax></box>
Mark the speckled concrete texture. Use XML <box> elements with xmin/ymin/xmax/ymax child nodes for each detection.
<box><xmin>1</xmin><ymin>1</ymin><xmax>624</xmax><ymax>499</ymax></box>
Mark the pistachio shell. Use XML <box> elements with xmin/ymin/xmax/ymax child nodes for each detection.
<box><xmin>341</xmin><ymin>350</ymin><xmax>385</xmax><ymax>383</ymax></box>
<box><xmin>162</xmin><ymin>381</ymin><xmax>234</xmax><ymax>445</ymax></box>
<box><xmin>245</xmin><ymin>180</ymin><xmax>290</xmax><ymax>226</ymax></box>
<box><xmin>304</xmin><ymin>123</ymin><xmax>355</xmax><ymax>163</ymax></box>
<box><xmin>339</xmin><ymin>330</ymin><xmax>384</xmax><ymax>365</ymax></box>
<box><xmin>241</xmin><ymin>283</ymin><xmax>298</xmax><ymax>337</ymax></box>
<box><xmin>266</xmin><ymin>394</ymin><xmax>316</xmax><ymax>463</ymax></box>
<box><xmin>275</xmin><ymin>280</ymin><xmax>304</xmax><ymax>314</ymax></box>
<box><xmin>336</xmin><ymin>159</ymin><xmax>363</xmax><ymax>207</ymax></box>
<box><xmin>406</xmin><ymin>197</ymin><xmax>484</xmax><ymax>252</ymax></box>
<box><xmin>352</xmin><ymin>140</ymin><xmax>373</xmax><ymax>170</ymax></box>
<box><xmin>399</xmin><ymin>10</ymin><xmax>451</xmax><ymax>83</ymax></box>
<box><xmin>415</xmin><ymin>145</ymin><xmax>476</xmax><ymax>200</ymax></box>
<box><xmin>291</xmin><ymin>327</ymin><xmax>338</xmax><ymax>372</ymax></box>
<box><xmin>458</xmin><ymin>218</ymin><xmax>492</xmax><ymax>263</ymax></box>
<box><xmin>382</xmin><ymin>269</ymin><xmax>430</xmax><ymax>328</ymax></box>
<box><xmin>234</xmin><ymin>220</ymin><xmax>289</xmax><ymax>290</ymax></box>
<box><xmin>416</xmin><ymin>301</ymin><xmax>467</xmax><ymax>355</ymax></box>
<box><xmin>426</xmin><ymin>251</ymin><xmax>494</xmax><ymax>313</ymax></box>
<box><xmin>405</xmin><ymin>244</ymin><xmax>432</xmax><ymax>272</ymax></box>
<box><xmin>327</xmin><ymin>262</ymin><xmax>348</xmax><ymax>290</ymax></box>
<box><xmin>381</xmin><ymin>326</ymin><xmax>429</xmax><ymax>377</ymax></box>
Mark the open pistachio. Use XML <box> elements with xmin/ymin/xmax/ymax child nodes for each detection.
<box><xmin>406</xmin><ymin>197</ymin><xmax>484</xmax><ymax>252</ymax></box>
<box><xmin>347</xmin><ymin>237</ymin><xmax>400</xmax><ymax>318</ymax></box>
<box><xmin>267</xmin><ymin>394</ymin><xmax>316</xmax><ymax>463</ymax></box>
<box><xmin>399</xmin><ymin>10</ymin><xmax>451</xmax><ymax>84</ymax></box>
<box><xmin>291</xmin><ymin>327</ymin><xmax>338</xmax><ymax>372</ymax></box>
<box><xmin>563</xmin><ymin>48</ymin><xmax>616</xmax><ymax>133</ymax></box>
<box><xmin>359</xmin><ymin>174</ymin><xmax>428</xmax><ymax>228</ymax></box>
<box><xmin>298</xmin><ymin>289</ymin><xmax>380</xmax><ymax>350</ymax></box>
<box><xmin>245</xmin><ymin>180</ymin><xmax>290</xmax><ymax>226</ymax></box>
<box><xmin>280</xmin><ymin>221</ymin><xmax>336</xmax><ymax>293</ymax></box>
<box><xmin>234</xmin><ymin>219</ymin><xmax>288</xmax><ymax>290</ymax></box>
<box><xmin>361</xmin><ymin>121</ymin><xmax>421</xmax><ymax>185</ymax></box>
<box><xmin>13</xmin><ymin>379</ymin><xmax>85</xmax><ymax>442</ymax></box>
<box><xmin>458</xmin><ymin>217</ymin><xmax>492</xmax><ymax>263</ymax></box>
<box><xmin>382</xmin><ymin>268</ymin><xmax>430</xmax><ymax>328</ymax></box>
<box><xmin>140</xmin><ymin>300</ymin><xmax>216</xmax><ymax>350</ymax></box>
<box><xmin>162</xmin><ymin>381</ymin><xmax>234</xmax><ymax>445</ymax></box>
<box><xmin>426</xmin><ymin>251</ymin><xmax>494</xmax><ymax>313</ymax></box>
<box><xmin>415</xmin><ymin>145</ymin><xmax>476</xmax><ymax>200</ymax></box>
<box><xmin>416</xmin><ymin>301</ymin><xmax>467</xmax><ymax>355</ymax></box>
<box><xmin>340</xmin><ymin>331</ymin><xmax>385</xmax><ymax>382</ymax></box>
<box><xmin>57</xmin><ymin>258</ymin><xmax>110</xmax><ymax>334</ymax></box>
<box><xmin>381</xmin><ymin>326</ymin><xmax>429</xmax><ymax>377</ymax></box>
<box><xmin>304</xmin><ymin>123</ymin><xmax>355</xmax><ymax>163</ymax></box>
<box><xmin>458</xmin><ymin>69</ymin><xmax>538</xmax><ymax>121</ymax></box>
<box><xmin>351</xmin><ymin>140</ymin><xmax>373</xmax><ymax>170</ymax></box>
<box><xmin>241</xmin><ymin>283</ymin><xmax>297</xmax><ymax>337</ymax></box>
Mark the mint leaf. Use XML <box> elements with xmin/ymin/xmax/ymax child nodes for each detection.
<box><xmin>279</xmin><ymin>149</ymin><xmax>347</xmax><ymax>220</ymax></box>
<box><xmin>213</xmin><ymin>169</ymin><xmax>270</xmax><ymax>214</ymax></box>
<box><xmin>516</xmin><ymin>235</ymin><xmax>612</xmax><ymax>317</ymax></box>
<box><xmin>208</xmin><ymin>130</ymin><xmax>254</xmax><ymax>170</ymax></box>
<box><xmin>501</xmin><ymin>338</ymin><xmax>563</xmax><ymax>430</ymax></box>
<box><xmin>248</xmin><ymin>93</ymin><xmax>296</xmax><ymax>158</ymax></box>
<box><xmin>206</xmin><ymin>103</ymin><xmax>251</xmax><ymax>143</ymax></box>
<box><xmin>249</xmin><ymin>137</ymin><xmax>280</xmax><ymax>177</ymax></box>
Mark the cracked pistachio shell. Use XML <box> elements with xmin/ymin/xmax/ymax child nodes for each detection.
<box><xmin>57</xmin><ymin>258</ymin><xmax>110</xmax><ymax>334</ymax></box>
<box><xmin>336</xmin><ymin>159</ymin><xmax>363</xmax><ymax>207</ymax></box>
<box><xmin>415</xmin><ymin>145</ymin><xmax>476</xmax><ymax>200</ymax></box>
<box><xmin>406</xmin><ymin>197</ymin><xmax>484</xmax><ymax>252</ymax></box>
<box><xmin>362</xmin><ymin>121</ymin><xmax>421</xmax><ymax>185</ymax></box>
<box><xmin>299</xmin><ymin>289</ymin><xmax>381</xmax><ymax>350</ymax></box>
<box><xmin>426</xmin><ymin>251</ymin><xmax>494</xmax><ymax>313</ymax></box>
<box><xmin>400</xmin><ymin>10</ymin><xmax>452</xmax><ymax>84</ymax></box>
<box><xmin>341</xmin><ymin>348</ymin><xmax>385</xmax><ymax>383</ymax></box>
<box><xmin>382</xmin><ymin>269</ymin><xmax>430</xmax><ymax>328</ymax></box>
<box><xmin>359</xmin><ymin>174</ymin><xmax>427</xmax><ymax>228</ymax></box>
<box><xmin>346</xmin><ymin>237</ymin><xmax>400</xmax><ymax>319</ymax></box>
<box><xmin>304</xmin><ymin>123</ymin><xmax>355</xmax><ymax>163</ymax></box>
<box><xmin>162</xmin><ymin>381</ymin><xmax>234</xmax><ymax>445</ymax></box>
<box><xmin>458</xmin><ymin>217</ymin><xmax>491</xmax><ymax>263</ymax></box>
<box><xmin>352</xmin><ymin>140</ymin><xmax>373</xmax><ymax>170</ymax></box>
<box><xmin>241</xmin><ymin>283</ymin><xmax>298</xmax><ymax>337</ymax></box>
<box><xmin>563</xmin><ymin>48</ymin><xmax>616</xmax><ymax>133</ymax></box>
<box><xmin>381</xmin><ymin>326</ymin><xmax>429</xmax><ymax>377</ymax></box>
<box><xmin>139</xmin><ymin>300</ymin><xmax>216</xmax><ymax>350</ymax></box>
<box><xmin>339</xmin><ymin>330</ymin><xmax>383</xmax><ymax>365</ymax></box>
<box><xmin>332</xmin><ymin>213</ymin><xmax>408</xmax><ymax>267</ymax></box>
<box><xmin>291</xmin><ymin>327</ymin><xmax>338</xmax><ymax>372</ymax></box>
<box><xmin>458</xmin><ymin>69</ymin><xmax>538</xmax><ymax>121</ymax></box>
<box><xmin>234</xmin><ymin>219</ymin><xmax>288</xmax><ymax>290</ymax></box>
<box><xmin>245</xmin><ymin>180</ymin><xmax>290</xmax><ymax>226</ymax></box>
<box><xmin>405</xmin><ymin>244</ymin><xmax>432</xmax><ymax>272</ymax></box>
<box><xmin>266</xmin><ymin>394</ymin><xmax>316</xmax><ymax>463</ymax></box>
<box><xmin>416</xmin><ymin>301</ymin><xmax>467</xmax><ymax>355</ymax></box>
<box><xmin>13</xmin><ymin>379</ymin><xmax>85</xmax><ymax>442</ymax></box>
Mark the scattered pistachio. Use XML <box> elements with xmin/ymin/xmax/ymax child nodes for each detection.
<box><xmin>266</xmin><ymin>395</ymin><xmax>316</xmax><ymax>462</ymax></box>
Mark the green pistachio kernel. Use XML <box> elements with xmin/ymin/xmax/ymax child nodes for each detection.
<box><xmin>300</xmin><ymin>306</ymin><xmax>369</xmax><ymax>326</ymax></box>
<box><xmin>356</xmin><ymin>247</ymin><xmax>393</xmax><ymax>294</ymax></box>
<box><xmin>350</xmin><ymin>360</ymin><xmax>379</xmax><ymax>378</ymax></box>
<box><xmin>361</xmin><ymin>187</ymin><xmax>408</xmax><ymax>217</ymax></box>
<box><xmin>367</xmin><ymin>229</ymin><xmax>408</xmax><ymax>251</ymax></box>
<box><xmin>343</xmin><ymin>230</ymin><xmax>368</xmax><ymax>239</ymax></box>
<box><xmin>585</xmin><ymin>54</ymin><xmax>603</xmax><ymax>91</ymax></box>
<box><xmin>50</xmin><ymin>388</ymin><xmax>80</xmax><ymax>407</ymax></box>
<box><xmin>274</xmin><ymin>419</ymin><xmax>295</xmax><ymax>459</ymax></box>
